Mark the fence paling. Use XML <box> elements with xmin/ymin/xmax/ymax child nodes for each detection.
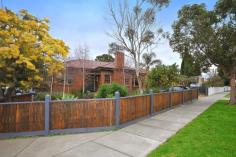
<box><xmin>0</xmin><ymin>102</ymin><xmax>44</xmax><ymax>133</ymax></box>
<box><xmin>120</xmin><ymin>95</ymin><xmax>150</xmax><ymax>124</ymax></box>
<box><xmin>50</xmin><ymin>99</ymin><xmax>115</xmax><ymax>130</ymax></box>
<box><xmin>153</xmin><ymin>93</ymin><xmax>169</xmax><ymax>112</ymax></box>
<box><xmin>10</xmin><ymin>94</ymin><xmax>33</xmax><ymax>102</ymax></box>
<box><xmin>172</xmin><ymin>92</ymin><xmax>182</xmax><ymax>106</ymax></box>
<box><xmin>0</xmin><ymin>89</ymin><xmax>198</xmax><ymax>138</ymax></box>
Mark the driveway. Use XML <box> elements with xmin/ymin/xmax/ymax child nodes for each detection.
<box><xmin>0</xmin><ymin>93</ymin><xmax>226</xmax><ymax>157</ymax></box>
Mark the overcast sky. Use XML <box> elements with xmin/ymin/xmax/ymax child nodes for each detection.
<box><xmin>4</xmin><ymin>0</ymin><xmax>216</xmax><ymax>66</ymax></box>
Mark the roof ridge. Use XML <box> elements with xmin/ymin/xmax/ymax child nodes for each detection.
<box><xmin>66</xmin><ymin>58</ymin><xmax>114</xmax><ymax>64</ymax></box>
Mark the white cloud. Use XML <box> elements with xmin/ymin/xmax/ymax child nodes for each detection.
<box><xmin>155</xmin><ymin>40</ymin><xmax>181</xmax><ymax>66</ymax></box>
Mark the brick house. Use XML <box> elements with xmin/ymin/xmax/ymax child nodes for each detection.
<box><xmin>53</xmin><ymin>52</ymin><xmax>146</xmax><ymax>93</ymax></box>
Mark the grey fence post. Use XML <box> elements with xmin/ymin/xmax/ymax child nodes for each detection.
<box><xmin>115</xmin><ymin>91</ymin><xmax>120</xmax><ymax>128</ymax></box>
<box><xmin>149</xmin><ymin>90</ymin><xmax>154</xmax><ymax>115</ymax></box>
<box><xmin>45</xmin><ymin>95</ymin><xmax>51</xmax><ymax>135</ymax></box>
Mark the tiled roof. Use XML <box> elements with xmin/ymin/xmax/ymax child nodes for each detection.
<box><xmin>65</xmin><ymin>59</ymin><xmax>146</xmax><ymax>74</ymax></box>
<box><xmin>66</xmin><ymin>59</ymin><xmax>115</xmax><ymax>69</ymax></box>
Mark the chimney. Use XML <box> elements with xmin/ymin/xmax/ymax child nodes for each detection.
<box><xmin>115</xmin><ymin>51</ymin><xmax>124</xmax><ymax>69</ymax></box>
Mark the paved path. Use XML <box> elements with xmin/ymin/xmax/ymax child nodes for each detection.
<box><xmin>0</xmin><ymin>93</ymin><xmax>226</xmax><ymax>157</ymax></box>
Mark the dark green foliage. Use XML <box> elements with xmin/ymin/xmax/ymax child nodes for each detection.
<box><xmin>218</xmin><ymin>67</ymin><xmax>230</xmax><ymax>86</ymax></box>
<box><xmin>181</xmin><ymin>53</ymin><xmax>201</xmax><ymax>76</ymax></box>
<box><xmin>96</xmin><ymin>83</ymin><xmax>128</xmax><ymax>98</ymax></box>
<box><xmin>148</xmin><ymin>100</ymin><xmax>236</xmax><ymax>157</ymax></box>
<box><xmin>95</xmin><ymin>54</ymin><xmax>114</xmax><ymax>62</ymax></box>
<box><xmin>147</xmin><ymin>64</ymin><xmax>179</xmax><ymax>89</ymax></box>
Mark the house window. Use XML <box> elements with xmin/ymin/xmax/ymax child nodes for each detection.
<box><xmin>125</xmin><ymin>77</ymin><xmax>130</xmax><ymax>86</ymax></box>
<box><xmin>67</xmin><ymin>79</ymin><xmax>72</xmax><ymax>85</ymax></box>
<box><xmin>133</xmin><ymin>78</ymin><xmax>139</xmax><ymax>87</ymax></box>
<box><xmin>104</xmin><ymin>74</ymin><xmax>111</xmax><ymax>84</ymax></box>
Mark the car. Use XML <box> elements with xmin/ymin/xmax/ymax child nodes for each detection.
<box><xmin>169</xmin><ymin>86</ymin><xmax>189</xmax><ymax>92</ymax></box>
<box><xmin>190</xmin><ymin>83</ymin><xmax>199</xmax><ymax>88</ymax></box>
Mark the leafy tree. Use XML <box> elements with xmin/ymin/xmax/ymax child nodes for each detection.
<box><xmin>95</xmin><ymin>54</ymin><xmax>114</xmax><ymax>62</ymax></box>
<box><xmin>170</xmin><ymin>1</ymin><xmax>236</xmax><ymax>103</ymax></box>
<box><xmin>0</xmin><ymin>9</ymin><xmax>68</xmax><ymax>97</ymax></box>
<box><xmin>181</xmin><ymin>53</ymin><xmax>201</xmax><ymax>76</ymax></box>
<box><xmin>147</xmin><ymin>64</ymin><xmax>179</xmax><ymax>89</ymax></box>
<box><xmin>141</xmin><ymin>52</ymin><xmax>162</xmax><ymax>72</ymax></box>
<box><xmin>107</xmin><ymin>0</ymin><xmax>169</xmax><ymax>93</ymax></box>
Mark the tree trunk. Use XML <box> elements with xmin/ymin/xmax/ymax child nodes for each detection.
<box><xmin>82</xmin><ymin>60</ymin><xmax>85</xmax><ymax>93</ymax></box>
<box><xmin>50</xmin><ymin>73</ymin><xmax>54</xmax><ymax>95</ymax></box>
<box><xmin>0</xmin><ymin>87</ymin><xmax>4</xmax><ymax>102</ymax></box>
<box><xmin>230</xmin><ymin>71</ymin><xmax>236</xmax><ymax>104</ymax></box>
<box><xmin>134</xmin><ymin>56</ymin><xmax>143</xmax><ymax>94</ymax></box>
<box><xmin>62</xmin><ymin>67</ymin><xmax>66</xmax><ymax>99</ymax></box>
<box><xmin>137</xmin><ymin>75</ymin><xmax>143</xmax><ymax>94</ymax></box>
<box><xmin>5</xmin><ymin>86</ymin><xmax>15</xmax><ymax>102</ymax></box>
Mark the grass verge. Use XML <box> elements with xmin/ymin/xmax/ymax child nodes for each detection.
<box><xmin>148</xmin><ymin>100</ymin><xmax>236</xmax><ymax>157</ymax></box>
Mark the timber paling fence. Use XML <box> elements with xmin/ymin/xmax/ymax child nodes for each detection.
<box><xmin>0</xmin><ymin>89</ymin><xmax>198</xmax><ymax>138</ymax></box>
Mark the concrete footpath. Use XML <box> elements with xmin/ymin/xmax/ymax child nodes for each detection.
<box><xmin>0</xmin><ymin>93</ymin><xmax>226</xmax><ymax>157</ymax></box>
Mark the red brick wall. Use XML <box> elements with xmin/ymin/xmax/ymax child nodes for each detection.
<box><xmin>53</xmin><ymin>68</ymin><xmax>84</xmax><ymax>93</ymax></box>
<box><xmin>115</xmin><ymin>52</ymin><xmax>124</xmax><ymax>69</ymax></box>
<box><xmin>112</xmin><ymin>69</ymin><xmax>124</xmax><ymax>85</ymax></box>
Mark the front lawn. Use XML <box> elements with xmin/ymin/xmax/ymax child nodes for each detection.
<box><xmin>148</xmin><ymin>100</ymin><xmax>236</xmax><ymax>157</ymax></box>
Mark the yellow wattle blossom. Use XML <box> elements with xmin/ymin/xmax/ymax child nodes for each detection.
<box><xmin>0</xmin><ymin>8</ymin><xmax>69</xmax><ymax>89</ymax></box>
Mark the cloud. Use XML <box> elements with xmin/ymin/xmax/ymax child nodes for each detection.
<box><xmin>154</xmin><ymin>41</ymin><xmax>181</xmax><ymax>66</ymax></box>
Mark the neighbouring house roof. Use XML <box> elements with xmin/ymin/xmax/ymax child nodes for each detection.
<box><xmin>65</xmin><ymin>59</ymin><xmax>146</xmax><ymax>74</ymax></box>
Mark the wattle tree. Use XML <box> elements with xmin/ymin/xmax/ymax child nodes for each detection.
<box><xmin>0</xmin><ymin>9</ymin><xmax>68</xmax><ymax>98</ymax></box>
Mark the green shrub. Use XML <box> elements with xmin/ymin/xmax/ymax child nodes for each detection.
<box><xmin>111</xmin><ymin>83</ymin><xmax>128</xmax><ymax>97</ymax></box>
<box><xmin>34</xmin><ymin>92</ymin><xmax>48</xmax><ymax>101</ymax></box>
<box><xmin>71</xmin><ymin>89</ymin><xmax>83</xmax><ymax>98</ymax></box>
<box><xmin>129</xmin><ymin>90</ymin><xmax>140</xmax><ymax>96</ymax></box>
<box><xmin>96</xmin><ymin>83</ymin><xmax>128</xmax><ymax>98</ymax></box>
<box><xmin>51</xmin><ymin>92</ymin><xmax>63</xmax><ymax>100</ymax></box>
<box><xmin>144</xmin><ymin>87</ymin><xmax>160</xmax><ymax>94</ymax></box>
<box><xmin>56</xmin><ymin>93</ymin><xmax>78</xmax><ymax>100</ymax></box>
<box><xmin>34</xmin><ymin>92</ymin><xmax>75</xmax><ymax>100</ymax></box>
<box><xmin>70</xmin><ymin>89</ymin><xmax>95</xmax><ymax>99</ymax></box>
<box><xmin>34</xmin><ymin>92</ymin><xmax>63</xmax><ymax>101</ymax></box>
